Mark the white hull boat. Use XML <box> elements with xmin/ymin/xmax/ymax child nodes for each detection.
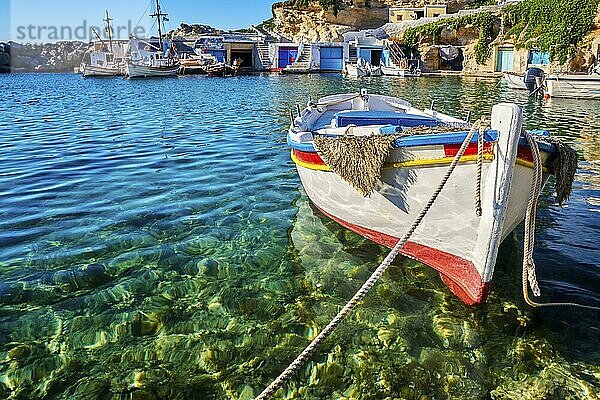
<box><xmin>344</xmin><ymin>63</ymin><xmax>368</xmax><ymax>77</ymax></box>
<box><xmin>82</xmin><ymin>64</ymin><xmax>123</xmax><ymax>77</ymax></box>
<box><xmin>344</xmin><ymin>59</ymin><xmax>381</xmax><ymax>77</ymax></box>
<box><xmin>288</xmin><ymin>92</ymin><xmax>563</xmax><ymax>305</ymax></box>
<box><xmin>381</xmin><ymin>65</ymin><xmax>421</xmax><ymax>77</ymax></box>
<box><xmin>127</xmin><ymin>1</ymin><xmax>179</xmax><ymax>79</ymax></box>
<box><xmin>126</xmin><ymin>63</ymin><xmax>179</xmax><ymax>78</ymax></box>
<box><xmin>504</xmin><ymin>72</ymin><xmax>527</xmax><ymax>90</ymax></box>
<box><xmin>545</xmin><ymin>74</ymin><xmax>600</xmax><ymax>99</ymax></box>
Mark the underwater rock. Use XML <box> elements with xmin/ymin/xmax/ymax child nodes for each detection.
<box><xmin>198</xmin><ymin>258</ymin><xmax>219</xmax><ymax>276</ymax></box>
<box><xmin>0</xmin><ymin>263</ymin><xmax>111</xmax><ymax>306</ymax></box>
<box><xmin>131</xmin><ymin>312</ymin><xmax>162</xmax><ymax>337</ymax></box>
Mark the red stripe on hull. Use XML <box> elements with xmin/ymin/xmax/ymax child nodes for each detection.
<box><xmin>294</xmin><ymin>150</ymin><xmax>326</xmax><ymax>165</ymax></box>
<box><xmin>312</xmin><ymin>205</ymin><xmax>490</xmax><ymax>305</ymax></box>
<box><xmin>444</xmin><ymin>142</ymin><xmax>494</xmax><ymax>157</ymax></box>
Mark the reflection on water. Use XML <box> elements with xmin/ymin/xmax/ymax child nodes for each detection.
<box><xmin>0</xmin><ymin>74</ymin><xmax>598</xmax><ymax>399</ymax></box>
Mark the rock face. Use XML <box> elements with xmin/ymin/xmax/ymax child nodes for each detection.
<box><xmin>270</xmin><ymin>0</ymin><xmax>483</xmax><ymax>42</ymax></box>
<box><xmin>168</xmin><ymin>23</ymin><xmax>218</xmax><ymax>39</ymax></box>
<box><xmin>0</xmin><ymin>43</ymin><xmax>10</xmax><ymax>73</ymax></box>
<box><xmin>1</xmin><ymin>41</ymin><xmax>89</xmax><ymax>73</ymax></box>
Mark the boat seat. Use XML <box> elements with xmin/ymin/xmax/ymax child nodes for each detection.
<box><xmin>334</xmin><ymin>110</ymin><xmax>439</xmax><ymax>128</ymax></box>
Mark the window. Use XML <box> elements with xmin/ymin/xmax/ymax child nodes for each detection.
<box><xmin>528</xmin><ymin>50</ymin><xmax>549</xmax><ymax>65</ymax></box>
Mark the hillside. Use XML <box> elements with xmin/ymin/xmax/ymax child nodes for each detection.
<box><xmin>268</xmin><ymin>0</ymin><xmax>487</xmax><ymax>42</ymax></box>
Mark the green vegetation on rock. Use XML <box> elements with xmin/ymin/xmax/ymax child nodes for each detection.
<box><xmin>284</xmin><ymin>0</ymin><xmax>341</xmax><ymax>14</ymax></box>
<box><xmin>400</xmin><ymin>0</ymin><xmax>600</xmax><ymax>65</ymax></box>
<box><xmin>401</xmin><ymin>12</ymin><xmax>496</xmax><ymax>65</ymax></box>
<box><xmin>503</xmin><ymin>0</ymin><xmax>600</xmax><ymax>63</ymax></box>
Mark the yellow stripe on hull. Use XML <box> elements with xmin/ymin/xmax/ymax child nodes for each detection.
<box><xmin>291</xmin><ymin>151</ymin><xmax>496</xmax><ymax>172</ymax></box>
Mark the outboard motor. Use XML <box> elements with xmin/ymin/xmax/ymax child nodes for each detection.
<box><xmin>524</xmin><ymin>67</ymin><xmax>545</xmax><ymax>95</ymax></box>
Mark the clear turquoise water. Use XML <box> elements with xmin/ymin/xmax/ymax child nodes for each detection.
<box><xmin>0</xmin><ymin>73</ymin><xmax>599</xmax><ymax>399</ymax></box>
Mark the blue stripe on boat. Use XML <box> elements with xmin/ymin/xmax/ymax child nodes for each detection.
<box><xmin>287</xmin><ymin>130</ymin><xmax>500</xmax><ymax>152</ymax></box>
<box><xmin>393</xmin><ymin>130</ymin><xmax>499</xmax><ymax>148</ymax></box>
<box><xmin>518</xmin><ymin>130</ymin><xmax>556</xmax><ymax>154</ymax></box>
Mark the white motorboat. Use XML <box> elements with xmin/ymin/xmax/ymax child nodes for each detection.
<box><xmin>344</xmin><ymin>58</ymin><xmax>381</xmax><ymax>77</ymax></box>
<box><xmin>545</xmin><ymin>74</ymin><xmax>600</xmax><ymax>99</ymax></box>
<box><xmin>503</xmin><ymin>72</ymin><xmax>527</xmax><ymax>90</ymax></box>
<box><xmin>381</xmin><ymin>65</ymin><xmax>422</xmax><ymax>77</ymax></box>
<box><xmin>288</xmin><ymin>90</ymin><xmax>569</xmax><ymax>305</ymax></box>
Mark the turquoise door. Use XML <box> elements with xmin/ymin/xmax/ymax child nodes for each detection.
<box><xmin>496</xmin><ymin>48</ymin><xmax>514</xmax><ymax>72</ymax></box>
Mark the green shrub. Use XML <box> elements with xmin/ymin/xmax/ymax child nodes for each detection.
<box><xmin>401</xmin><ymin>12</ymin><xmax>496</xmax><ymax>65</ymax></box>
<box><xmin>503</xmin><ymin>0</ymin><xmax>600</xmax><ymax>63</ymax></box>
<box><xmin>401</xmin><ymin>0</ymin><xmax>600</xmax><ymax>65</ymax></box>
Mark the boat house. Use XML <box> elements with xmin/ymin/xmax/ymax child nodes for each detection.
<box><xmin>343</xmin><ymin>30</ymin><xmax>388</xmax><ymax>67</ymax></box>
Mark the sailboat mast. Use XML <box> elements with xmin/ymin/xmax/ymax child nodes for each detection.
<box><xmin>151</xmin><ymin>0</ymin><xmax>167</xmax><ymax>54</ymax></box>
<box><xmin>104</xmin><ymin>10</ymin><xmax>114</xmax><ymax>54</ymax></box>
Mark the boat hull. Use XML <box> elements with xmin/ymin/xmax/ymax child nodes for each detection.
<box><xmin>504</xmin><ymin>72</ymin><xmax>527</xmax><ymax>90</ymax></box>
<box><xmin>126</xmin><ymin>63</ymin><xmax>179</xmax><ymax>78</ymax></box>
<box><xmin>290</xmin><ymin>102</ymin><xmax>554</xmax><ymax>305</ymax></box>
<box><xmin>344</xmin><ymin>64</ymin><xmax>367</xmax><ymax>77</ymax></box>
<box><xmin>546</xmin><ymin>75</ymin><xmax>600</xmax><ymax>99</ymax></box>
<box><xmin>381</xmin><ymin>66</ymin><xmax>421</xmax><ymax>77</ymax></box>
<box><xmin>82</xmin><ymin>64</ymin><xmax>123</xmax><ymax>77</ymax></box>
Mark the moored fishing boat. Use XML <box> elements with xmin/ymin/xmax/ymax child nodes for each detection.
<box><xmin>545</xmin><ymin>73</ymin><xmax>600</xmax><ymax>99</ymax></box>
<box><xmin>178</xmin><ymin>53</ymin><xmax>217</xmax><ymax>75</ymax></box>
<box><xmin>288</xmin><ymin>90</ymin><xmax>570</xmax><ymax>305</ymax></box>
<box><xmin>80</xmin><ymin>11</ymin><xmax>126</xmax><ymax>78</ymax></box>
<box><xmin>126</xmin><ymin>0</ymin><xmax>180</xmax><ymax>79</ymax></box>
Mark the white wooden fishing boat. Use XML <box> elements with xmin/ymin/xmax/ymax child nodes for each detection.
<box><xmin>545</xmin><ymin>74</ymin><xmax>600</xmax><ymax>99</ymax></box>
<box><xmin>381</xmin><ymin>65</ymin><xmax>421</xmax><ymax>77</ymax></box>
<box><xmin>80</xmin><ymin>11</ymin><xmax>126</xmax><ymax>78</ymax></box>
<box><xmin>82</xmin><ymin>63</ymin><xmax>123</xmax><ymax>77</ymax></box>
<box><xmin>126</xmin><ymin>1</ymin><xmax>180</xmax><ymax>79</ymax></box>
<box><xmin>288</xmin><ymin>91</ymin><xmax>562</xmax><ymax>305</ymax></box>
<box><xmin>504</xmin><ymin>72</ymin><xmax>527</xmax><ymax>90</ymax></box>
<box><xmin>126</xmin><ymin>62</ymin><xmax>179</xmax><ymax>78</ymax></box>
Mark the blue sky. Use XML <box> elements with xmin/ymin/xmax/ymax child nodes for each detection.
<box><xmin>2</xmin><ymin>0</ymin><xmax>275</xmax><ymax>42</ymax></box>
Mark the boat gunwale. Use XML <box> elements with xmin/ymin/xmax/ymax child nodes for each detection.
<box><xmin>287</xmin><ymin>130</ymin><xmax>556</xmax><ymax>155</ymax></box>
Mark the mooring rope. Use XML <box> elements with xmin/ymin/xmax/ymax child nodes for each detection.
<box><xmin>522</xmin><ymin>132</ymin><xmax>600</xmax><ymax>311</ymax></box>
<box><xmin>474</xmin><ymin>122</ymin><xmax>485</xmax><ymax>217</ymax></box>
<box><xmin>255</xmin><ymin>121</ymin><xmax>484</xmax><ymax>400</ymax></box>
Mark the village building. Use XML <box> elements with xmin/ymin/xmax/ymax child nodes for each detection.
<box><xmin>389</xmin><ymin>5</ymin><xmax>448</xmax><ymax>23</ymax></box>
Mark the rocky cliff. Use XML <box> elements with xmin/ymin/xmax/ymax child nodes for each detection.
<box><xmin>0</xmin><ymin>41</ymin><xmax>90</xmax><ymax>73</ymax></box>
<box><xmin>269</xmin><ymin>0</ymin><xmax>484</xmax><ymax>42</ymax></box>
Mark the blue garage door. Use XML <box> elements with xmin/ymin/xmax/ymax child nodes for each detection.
<box><xmin>320</xmin><ymin>47</ymin><xmax>343</xmax><ymax>70</ymax></box>
<box><xmin>278</xmin><ymin>47</ymin><xmax>298</xmax><ymax>68</ymax></box>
